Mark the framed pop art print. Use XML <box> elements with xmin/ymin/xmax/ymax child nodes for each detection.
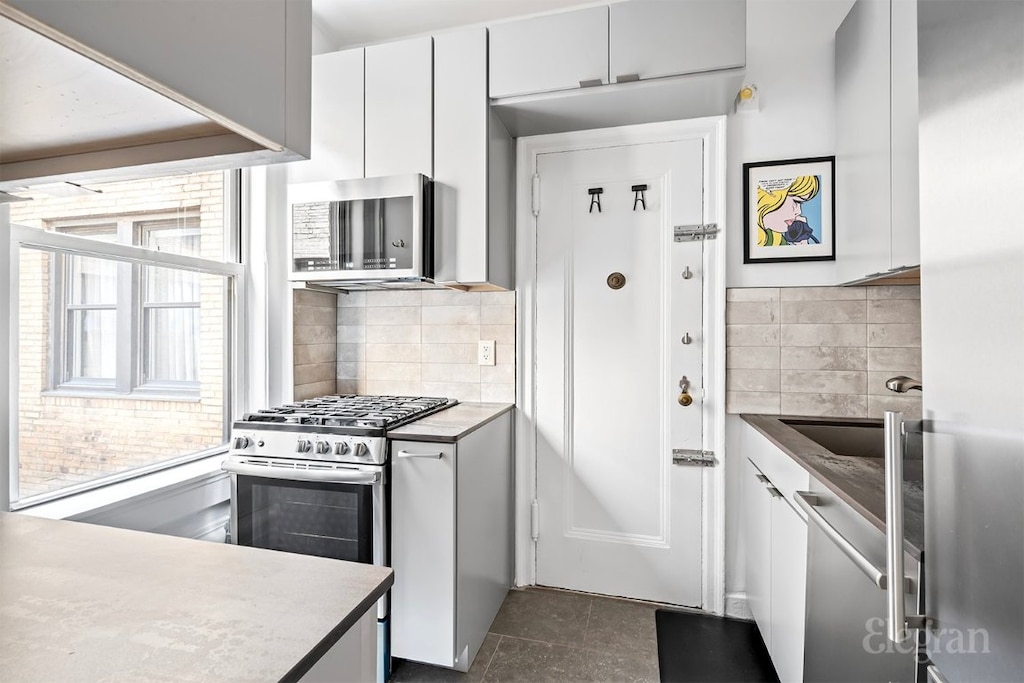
<box><xmin>742</xmin><ymin>156</ymin><xmax>835</xmax><ymax>264</ymax></box>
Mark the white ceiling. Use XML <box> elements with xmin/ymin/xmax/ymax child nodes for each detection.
<box><xmin>313</xmin><ymin>0</ymin><xmax>606</xmax><ymax>49</ymax></box>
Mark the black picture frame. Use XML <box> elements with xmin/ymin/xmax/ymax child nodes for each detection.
<box><xmin>742</xmin><ymin>156</ymin><xmax>836</xmax><ymax>264</ymax></box>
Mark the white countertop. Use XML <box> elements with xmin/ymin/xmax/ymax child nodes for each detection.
<box><xmin>0</xmin><ymin>512</ymin><xmax>392</xmax><ymax>682</ymax></box>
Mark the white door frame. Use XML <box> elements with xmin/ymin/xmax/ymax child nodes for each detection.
<box><xmin>513</xmin><ymin>117</ymin><xmax>728</xmax><ymax>614</ymax></box>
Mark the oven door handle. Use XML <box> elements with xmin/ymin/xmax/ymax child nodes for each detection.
<box><xmin>221</xmin><ymin>460</ymin><xmax>381</xmax><ymax>484</ymax></box>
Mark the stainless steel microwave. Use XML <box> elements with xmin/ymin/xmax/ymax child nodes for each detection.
<box><xmin>288</xmin><ymin>174</ymin><xmax>433</xmax><ymax>284</ymax></box>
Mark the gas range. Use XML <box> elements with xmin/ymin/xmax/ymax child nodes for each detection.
<box><xmin>228</xmin><ymin>394</ymin><xmax>457</xmax><ymax>465</ymax></box>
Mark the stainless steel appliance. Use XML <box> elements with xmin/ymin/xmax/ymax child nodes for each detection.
<box><xmin>882</xmin><ymin>2</ymin><xmax>1024</xmax><ymax>682</ymax></box>
<box><xmin>288</xmin><ymin>174</ymin><xmax>434</xmax><ymax>286</ymax></box>
<box><xmin>221</xmin><ymin>394</ymin><xmax>456</xmax><ymax>683</ymax></box>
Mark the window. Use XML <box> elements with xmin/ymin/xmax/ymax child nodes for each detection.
<box><xmin>53</xmin><ymin>214</ymin><xmax>203</xmax><ymax>395</ymax></box>
<box><xmin>8</xmin><ymin>171</ymin><xmax>241</xmax><ymax>505</ymax></box>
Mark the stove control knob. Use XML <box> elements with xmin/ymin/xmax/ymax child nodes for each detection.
<box><xmin>353</xmin><ymin>442</ymin><xmax>369</xmax><ymax>457</ymax></box>
<box><xmin>334</xmin><ymin>442</ymin><xmax>351</xmax><ymax>456</ymax></box>
<box><xmin>295</xmin><ymin>439</ymin><xmax>313</xmax><ymax>454</ymax></box>
<box><xmin>232</xmin><ymin>436</ymin><xmax>251</xmax><ymax>450</ymax></box>
<box><xmin>315</xmin><ymin>441</ymin><xmax>331</xmax><ymax>455</ymax></box>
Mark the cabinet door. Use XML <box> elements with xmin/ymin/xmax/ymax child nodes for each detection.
<box><xmin>488</xmin><ymin>6</ymin><xmax>608</xmax><ymax>98</ymax></box>
<box><xmin>287</xmin><ymin>48</ymin><xmax>364</xmax><ymax>183</ymax></box>
<box><xmin>835</xmin><ymin>0</ymin><xmax>893</xmax><ymax>282</ymax></box>
<box><xmin>768</xmin><ymin>496</ymin><xmax>808</xmax><ymax>683</ymax></box>
<box><xmin>390</xmin><ymin>440</ymin><xmax>456</xmax><ymax>666</ymax></box>
<box><xmin>743</xmin><ymin>458</ymin><xmax>772</xmax><ymax>645</ymax></box>
<box><xmin>609</xmin><ymin>0</ymin><xmax>745</xmax><ymax>83</ymax></box>
<box><xmin>365</xmin><ymin>37</ymin><xmax>433</xmax><ymax>178</ymax></box>
<box><xmin>889</xmin><ymin>0</ymin><xmax>920</xmax><ymax>270</ymax></box>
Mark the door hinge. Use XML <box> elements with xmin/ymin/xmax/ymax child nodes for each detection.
<box><xmin>672</xmin><ymin>448</ymin><xmax>717</xmax><ymax>466</ymax></box>
<box><xmin>530</xmin><ymin>499</ymin><xmax>540</xmax><ymax>541</ymax></box>
<box><xmin>674</xmin><ymin>224</ymin><xmax>719</xmax><ymax>242</ymax></box>
<box><xmin>531</xmin><ymin>174</ymin><xmax>540</xmax><ymax>217</ymax></box>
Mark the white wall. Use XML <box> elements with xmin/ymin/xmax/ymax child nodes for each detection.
<box><xmin>723</xmin><ymin>0</ymin><xmax>855</xmax><ymax>613</ymax></box>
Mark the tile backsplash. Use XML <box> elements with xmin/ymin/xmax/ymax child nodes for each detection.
<box><xmin>337</xmin><ymin>289</ymin><xmax>516</xmax><ymax>403</ymax></box>
<box><xmin>293</xmin><ymin>289</ymin><xmax>339</xmax><ymax>401</ymax></box>
<box><xmin>726</xmin><ymin>285</ymin><xmax>922</xmax><ymax>419</ymax></box>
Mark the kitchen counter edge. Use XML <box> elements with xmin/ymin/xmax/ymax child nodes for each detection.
<box><xmin>387</xmin><ymin>402</ymin><xmax>514</xmax><ymax>443</ymax></box>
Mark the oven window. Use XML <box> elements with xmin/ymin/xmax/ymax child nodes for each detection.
<box><xmin>236</xmin><ymin>477</ymin><xmax>374</xmax><ymax>563</ymax></box>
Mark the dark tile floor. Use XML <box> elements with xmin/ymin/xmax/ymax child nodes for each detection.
<box><xmin>389</xmin><ymin>587</ymin><xmax>662</xmax><ymax>682</ymax></box>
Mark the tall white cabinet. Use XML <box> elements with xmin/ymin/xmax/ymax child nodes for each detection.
<box><xmin>365</xmin><ymin>37</ymin><xmax>433</xmax><ymax>178</ymax></box>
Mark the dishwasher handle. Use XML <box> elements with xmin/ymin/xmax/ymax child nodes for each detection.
<box><xmin>794</xmin><ymin>490</ymin><xmax>889</xmax><ymax>591</ymax></box>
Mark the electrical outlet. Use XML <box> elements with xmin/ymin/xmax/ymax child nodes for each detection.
<box><xmin>478</xmin><ymin>340</ymin><xmax>496</xmax><ymax>366</ymax></box>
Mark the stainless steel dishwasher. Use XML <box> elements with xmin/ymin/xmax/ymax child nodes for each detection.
<box><xmin>796</xmin><ymin>478</ymin><xmax>923</xmax><ymax>683</ymax></box>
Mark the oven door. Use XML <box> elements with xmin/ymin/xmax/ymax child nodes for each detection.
<box><xmin>223</xmin><ymin>458</ymin><xmax>385</xmax><ymax>568</ymax></box>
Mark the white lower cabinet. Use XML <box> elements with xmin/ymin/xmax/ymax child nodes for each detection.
<box><xmin>742</xmin><ymin>424</ymin><xmax>809</xmax><ymax>683</ymax></box>
<box><xmin>390</xmin><ymin>413</ymin><xmax>512</xmax><ymax>672</ymax></box>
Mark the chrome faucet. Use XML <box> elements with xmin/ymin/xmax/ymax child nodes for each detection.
<box><xmin>886</xmin><ymin>376</ymin><xmax>923</xmax><ymax>393</ymax></box>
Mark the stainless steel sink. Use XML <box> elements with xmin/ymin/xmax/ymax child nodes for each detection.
<box><xmin>780</xmin><ymin>419</ymin><xmax>923</xmax><ymax>482</ymax></box>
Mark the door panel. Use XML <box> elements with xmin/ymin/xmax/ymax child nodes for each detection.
<box><xmin>535</xmin><ymin>140</ymin><xmax>705</xmax><ymax>606</ymax></box>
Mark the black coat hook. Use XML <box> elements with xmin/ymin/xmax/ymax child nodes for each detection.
<box><xmin>632</xmin><ymin>184</ymin><xmax>648</xmax><ymax>211</ymax></box>
<box><xmin>589</xmin><ymin>187</ymin><xmax>604</xmax><ymax>213</ymax></box>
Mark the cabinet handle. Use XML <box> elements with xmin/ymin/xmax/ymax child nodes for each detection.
<box><xmin>615</xmin><ymin>73</ymin><xmax>640</xmax><ymax>83</ymax></box>
<box><xmin>754</xmin><ymin>473</ymin><xmax>770</xmax><ymax>484</ymax></box>
<box><xmin>578</xmin><ymin>78</ymin><xmax>603</xmax><ymax>88</ymax></box>
<box><xmin>396</xmin><ymin>450</ymin><xmax>443</xmax><ymax>459</ymax></box>
<box><xmin>795</xmin><ymin>490</ymin><xmax>890</xmax><ymax>591</ymax></box>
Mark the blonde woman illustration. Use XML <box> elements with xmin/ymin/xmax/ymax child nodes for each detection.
<box><xmin>757</xmin><ymin>175</ymin><xmax>820</xmax><ymax>246</ymax></box>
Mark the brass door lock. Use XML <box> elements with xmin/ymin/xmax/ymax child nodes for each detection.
<box><xmin>678</xmin><ymin>376</ymin><xmax>693</xmax><ymax>406</ymax></box>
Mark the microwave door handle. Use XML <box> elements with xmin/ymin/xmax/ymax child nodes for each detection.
<box><xmin>221</xmin><ymin>460</ymin><xmax>380</xmax><ymax>485</ymax></box>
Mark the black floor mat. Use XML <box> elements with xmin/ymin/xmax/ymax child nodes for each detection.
<box><xmin>655</xmin><ymin>609</ymin><xmax>779</xmax><ymax>683</ymax></box>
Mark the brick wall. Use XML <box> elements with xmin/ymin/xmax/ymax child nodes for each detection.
<box><xmin>9</xmin><ymin>173</ymin><xmax>228</xmax><ymax>501</ymax></box>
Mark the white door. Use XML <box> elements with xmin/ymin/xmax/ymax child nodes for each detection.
<box><xmin>535</xmin><ymin>139</ymin><xmax>706</xmax><ymax>606</ymax></box>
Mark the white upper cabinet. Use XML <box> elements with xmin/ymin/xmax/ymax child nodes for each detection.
<box><xmin>835</xmin><ymin>0</ymin><xmax>919</xmax><ymax>283</ymax></box>
<box><xmin>365</xmin><ymin>36</ymin><xmax>433</xmax><ymax>178</ymax></box>
<box><xmin>287</xmin><ymin>49</ymin><xmax>364</xmax><ymax>184</ymax></box>
<box><xmin>488</xmin><ymin>6</ymin><xmax>609</xmax><ymax>99</ymax></box>
<box><xmin>609</xmin><ymin>0</ymin><xmax>745</xmax><ymax>83</ymax></box>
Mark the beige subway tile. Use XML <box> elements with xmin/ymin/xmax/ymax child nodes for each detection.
<box><xmin>481</xmin><ymin>324</ymin><xmax>516</xmax><ymax>343</ymax></box>
<box><xmin>338</xmin><ymin>306</ymin><xmax>366</xmax><ymax>326</ymax></box>
<box><xmin>293</xmin><ymin>304</ymin><xmax>339</xmax><ymax>327</ymax></box>
<box><xmin>337</xmin><ymin>343</ymin><xmax>365</xmax><ymax>363</ymax></box>
<box><xmin>780</xmin><ymin>324</ymin><xmax>866</xmax><ymax>347</ymax></box>
<box><xmin>726</xmin><ymin>391</ymin><xmax>781</xmax><ymax>414</ymax></box>
<box><xmin>422</xmin><ymin>363</ymin><xmax>480</xmax><ymax>383</ymax></box>
<box><xmin>422</xmin><ymin>305</ymin><xmax>481</xmax><ymax>326</ymax></box>
<box><xmin>726</xmin><ymin>301</ymin><xmax>779</xmax><ymax>325</ymax></box>
<box><xmin>781</xmin><ymin>370</ymin><xmax>867</xmax><ymax>394</ymax></box>
<box><xmin>727</xmin><ymin>346</ymin><xmax>780</xmax><ymax>370</ymax></box>
<box><xmin>481</xmin><ymin>305</ymin><xmax>515</xmax><ymax>325</ymax></box>
<box><xmin>867</xmin><ymin>347</ymin><xmax>922</xmax><ymax>372</ymax></box>
<box><xmin>295</xmin><ymin>381</ymin><xmax>337</xmax><ymax>401</ymax></box>
<box><xmin>868</xmin><ymin>395</ymin><xmax>923</xmax><ymax>420</ymax></box>
<box><xmin>365</xmin><ymin>290</ymin><xmax>423</xmax><ymax>307</ymax></box>
<box><xmin>867</xmin><ymin>324</ymin><xmax>921</xmax><ymax>347</ymax></box>
<box><xmin>294</xmin><ymin>343</ymin><xmax>336</xmax><ymax>365</ymax></box>
<box><xmin>779</xmin><ymin>286</ymin><xmax>867</xmax><ymax>301</ymax></box>
<box><xmin>496</xmin><ymin>343</ymin><xmax>516</xmax><ymax>365</ymax></box>
<box><xmin>781</xmin><ymin>300</ymin><xmax>866</xmax><ymax>324</ymax></box>
<box><xmin>422</xmin><ymin>343</ymin><xmax>477</xmax><ymax>364</ymax></box>
<box><xmin>481</xmin><ymin>291</ymin><xmax>515</xmax><ymax>307</ymax></box>
<box><xmin>365</xmin><ymin>362</ymin><xmax>421</xmax><ymax>382</ymax></box>
<box><xmin>726</xmin><ymin>324</ymin><xmax>780</xmax><ymax>347</ymax></box>
<box><xmin>336</xmin><ymin>361</ymin><xmax>363</xmax><ymax>381</ymax></box>
<box><xmin>338</xmin><ymin>325</ymin><xmax>365</xmax><ymax>344</ymax></box>
<box><xmin>727</xmin><ymin>369</ymin><xmax>780</xmax><ymax>392</ymax></box>
<box><xmin>868</xmin><ymin>371</ymin><xmax>923</xmax><ymax>396</ymax></box>
<box><xmin>866</xmin><ymin>285</ymin><xmax>920</xmax><ymax>300</ymax></box>
<box><xmin>336</xmin><ymin>379</ymin><xmax>360</xmax><ymax>395</ymax></box>
<box><xmin>364</xmin><ymin>379</ymin><xmax>423</xmax><ymax>396</ymax></box>
<box><xmin>366</xmin><ymin>306</ymin><xmax>421</xmax><ymax>326</ymax></box>
<box><xmin>295</xmin><ymin>325</ymin><xmax>338</xmax><ymax>345</ymax></box>
<box><xmin>294</xmin><ymin>363</ymin><xmax>336</xmax><ymax>386</ymax></box>
<box><xmin>780</xmin><ymin>393</ymin><xmax>868</xmax><ymax>418</ymax></box>
<box><xmin>726</xmin><ymin>288</ymin><xmax>780</xmax><ymax>302</ymax></box>
<box><xmin>422</xmin><ymin>324</ymin><xmax>481</xmax><ymax>343</ymax></box>
<box><xmin>294</xmin><ymin>289</ymin><xmax>338</xmax><ymax>308</ymax></box>
<box><xmin>365</xmin><ymin>343</ymin><xmax>421</xmax><ymax>363</ymax></box>
<box><xmin>867</xmin><ymin>299</ymin><xmax>921</xmax><ymax>324</ymax></box>
<box><xmin>365</xmin><ymin>325</ymin><xmax>420</xmax><ymax>343</ymax></box>
<box><xmin>337</xmin><ymin>291</ymin><xmax>366</xmax><ymax>307</ymax></box>
<box><xmin>482</xmin><ymin>364</ymin><xmax>515</xmax><ymax>385</ymax></box>
<box><xmin>422</xmin><ymin>289</ymin><xmax>481</xmax><ymax>307</ymax></box>
<box><xmin>422</xmin><ymin>381</ymin><xmax>481</xmax><ymax>402</ymax></box>
<box><xmin>480</xmin><ymin>383</ymin><xmax>516</xmax><ymax>403</ymax></box>
<box><xmin>780</xmin><ymin>347</ymin><xmax>867</xmax><ymax>371</ymax></box>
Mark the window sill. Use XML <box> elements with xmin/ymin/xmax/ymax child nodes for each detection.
<box><xmin>40</xmin><ymin>389</ymin><xmax>201</xmax><ymax>403</ymax></box>
<box><xmin>15</xmin><ymin>454</ymin><xmax>228</xmax><ymax>521</ymax></box>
